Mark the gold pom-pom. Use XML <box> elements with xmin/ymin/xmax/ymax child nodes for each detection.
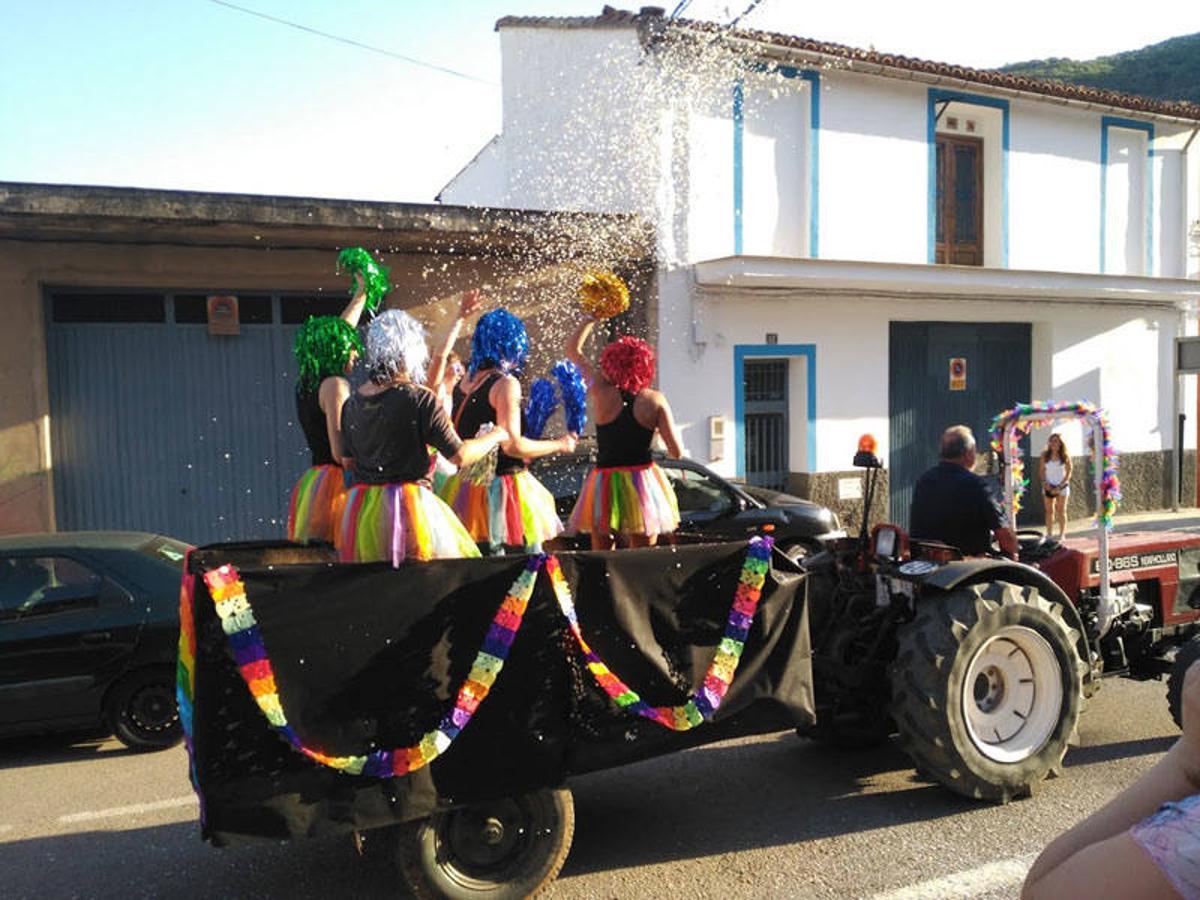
<box><xmin>578</xmin><ymin>271</ymin><xmax>630</xmax><ymax>321</ymax></box>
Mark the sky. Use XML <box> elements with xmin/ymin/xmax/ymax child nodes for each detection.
<box><xmin>1</xmin><ymin>0</ymin><xmax>1196</xmax><ymax>204</ymax></box>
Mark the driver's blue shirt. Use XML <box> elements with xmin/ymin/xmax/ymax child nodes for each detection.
<box><xmin>909</xmin><ymin>461</ymin><xmax>1003</xmax><ymax>555</ymax></box>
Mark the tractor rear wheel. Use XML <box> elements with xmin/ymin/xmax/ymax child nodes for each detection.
<box><xmin>1167</xmin><ymin>635</ymin><xmax>1200</xmax><ymax>729</ymax></box>
<box><xmin>890</xmin><ymin>581</ymin><xmax>1084</xmax><ymax>803</ymax></box>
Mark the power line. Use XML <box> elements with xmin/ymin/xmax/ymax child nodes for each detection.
<box><xmin>726</xmin><ymin>0</ymin><xmax>769</xmax><ymax>30</ymax></box>
<box><xmin>206</xmin><ymin>0</ymin><xmax>497</xmax><ymax>86</ymax></box>
<box><xmin>669</xmin><ymin>0</ymin><xmax>695</xmax><ymax>17</ymax></box>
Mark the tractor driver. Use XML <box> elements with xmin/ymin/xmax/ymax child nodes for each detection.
<box><xmin>910</xmin><ymin>425</ymin><xmax>1018</xmax><ymax>559</ymax></box>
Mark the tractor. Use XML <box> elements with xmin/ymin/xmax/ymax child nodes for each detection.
<box><xmin>800</xmin><ymin>402</ymin><xmax>1200</xmax><ymax>802</ymax></box>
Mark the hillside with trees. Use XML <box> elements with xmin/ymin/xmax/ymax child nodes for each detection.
<box><xmin>1001</xmin><ymin>33</ymin><xmax>1200</xmax><ymax>104</ymax></box>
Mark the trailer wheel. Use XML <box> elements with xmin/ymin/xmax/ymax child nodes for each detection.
<box><xmin>105</xmin><ymin>667</ymin><xmax>181</xmax><ymax>751</ymax></box>
<box><xmin>397</xmin><ymin>788</ymin><xmax>574</xmax><ymax>899</ymax></box>
<box><xmin>890</xmin><ymin>581</ymin><xmax>1084</xmax><ymax>803</ymax></box>
<box><xmin>1167</xmin><ymin>636</ymin><xmax>1200</xmax><ymax>729</ymax></box>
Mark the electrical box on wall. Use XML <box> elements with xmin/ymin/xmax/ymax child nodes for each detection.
<box><xmin>708</xmin><ymin>415</ymin><xmax>725</xmax><ymax>462</ymax></box>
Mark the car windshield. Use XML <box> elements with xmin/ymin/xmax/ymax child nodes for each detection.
<box><xmin>661</xmin><ymin>464</ymin><xmax>735</xmax><ymax>517</ymax></box>
<box><xmin>136</xmin><ymin>536</ymin><xmax>191</xmax><ymax>565</ymax></box>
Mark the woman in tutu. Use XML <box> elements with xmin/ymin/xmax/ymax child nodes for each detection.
<box><xmin>425</xmin><ymin>290</ymin><xmax>482</xmax><ymax>493</ymax></box>
<box><xmin>564</xmin><ymin>315</ymin><xmax>683</xmax><ymax>549</ymax></box>
<box><xmin>286</xmin><ymin>274</ymin><xmax>369</xmax><ymax>545</ymax></box>
<box><xmin>438</xmin><ymin>308</ymin><xmax>576</xmax><ymax>554</ymax></box>
<box><xmin>338</xmin><ymin>309</ymin><xmax>508</xmax><ymax>565</ymax></box>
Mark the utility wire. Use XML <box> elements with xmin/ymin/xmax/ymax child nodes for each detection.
<box><xmin>206</xmin><ymin>0</ymin><xmax>497</xmax><ymax>86</ymax></box>
<box><xmin>669</xmin><ymin>0</ymin><xmax>695</xmax><ymax>17</ymax></box>
<box><xmin>726</xmin><ymin>0</ymin><xmax>769</xmax><ymax>30</ymax></box>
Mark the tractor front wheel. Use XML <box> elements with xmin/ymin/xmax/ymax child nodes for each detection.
<box><xmin>890</xmin><ymin>581</ymin><xmax>1085</xmax><ymax>803</ymax></box>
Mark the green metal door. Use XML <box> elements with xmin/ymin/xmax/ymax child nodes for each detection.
<box><xmin>889</xmin><ymin>322</ymin><xmax>1031</xmax><ymax>527</ymax></box>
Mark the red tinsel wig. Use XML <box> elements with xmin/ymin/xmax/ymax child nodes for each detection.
<box><xmin>599</xmin><ymin>336</ymin><xmax>656</xmax><ymax>394</ymax></box>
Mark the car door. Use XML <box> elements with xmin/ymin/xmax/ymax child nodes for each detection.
<box><xmin>0</xmin><ymin>554</ymin><xmax>140</xmax><ymax>729</ymax></box>
<box><xmin>660</xmin><ymin>463</ymin><xmax>746</xmax><ymax>533</ymax></box>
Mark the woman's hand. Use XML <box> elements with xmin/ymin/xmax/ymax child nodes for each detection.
<box><xmin>458</xmin><ymin>289</ymin><xmax>483</xmax><ymax>320</ymax></box>
<box><xmin>558</xmin><ymin>433</ymin><xmax>578</xmax><ymax>454</ymax></box>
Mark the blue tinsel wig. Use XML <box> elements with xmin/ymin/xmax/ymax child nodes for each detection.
<box><xmin>469</xmin><ymin>308</ymin><xmax>529</xmax><ymax>376</ymax></box>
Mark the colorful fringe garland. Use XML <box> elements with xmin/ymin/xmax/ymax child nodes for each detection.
<box><xmin>175</xmin><ymin>563</ymin><xmax>205</xmax><ymax>825</ymax></box>
<box><xmin>989</xmin><ymin>401</ymin><xmax>1122</xmax><ymax>529</ymax></box>
<box><xmin>567</xmin><ymin>462</ymin><xmax>680</xmax><ymax>538</ymax></box>
<box><xmin>181</xmin><ymin>538</ymin><xmax>773</xmax><ymax>781</ymax></box>
<box><xmin>547</xmin><ymin>536</ymin><xmax>772</xmax><ymax>729</ymax></box>
<box><xmin>287</xmin><ymin>464</ymin><xmax>349</xmax><ymax>545</ymax></box>
<box><xmin>439</xmin><ymin>469</ymin><xmax>563</xmax><ymax>548</ymax></box>
<box><xmin>338</xmin><ymin>482</ymin><xmax>480</xmax><ymax>566</ymax></box>
<box><xmin>198</xmin><ymin>556</ymin><xmax>539</xmax><ymax>778</ymax></box>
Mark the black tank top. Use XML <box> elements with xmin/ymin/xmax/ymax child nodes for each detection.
<box><xmin>452</xmin><ymin>372</ymin><xmax>525</xmax><ymax>476</ymax></box>
<box><xmin>296</xmin><ymin>385</ymin><xmax>336</xmax><ymax>467</ymax></box>
<box><xmin>596</xmin><ymin>391</ymin><xmax>654</xmax><ymax>467</ymax></box>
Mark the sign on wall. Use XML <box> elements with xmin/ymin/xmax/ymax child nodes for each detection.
<box><xmin>207</xmin><ymin>295</ymin><xmax>240</xmax><ymax>336</ymax></box>
<box><xmin>949</xmin><ymin>357</ymin><xmax>967</xmax><ymax>391</ymax></box>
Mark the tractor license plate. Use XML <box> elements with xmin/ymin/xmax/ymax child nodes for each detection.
<box><xmin>1091</xmin><ymin>550</ymin><xmax>1178</xmax><ymax>575</ymax></box>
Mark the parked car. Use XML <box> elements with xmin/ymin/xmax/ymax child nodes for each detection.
<box><xmin>531</xmin><ymin>453</ymin><xmax>843</xmax><ymax>560</ymax></box>
<box><xmin>0</xmin><ymin>531</ymin><xmax>190</xmax><ymax>749</ymax></box>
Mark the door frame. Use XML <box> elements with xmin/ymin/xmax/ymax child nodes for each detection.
<box><xmin>733</xmin><ymin>343</ymin><xmax>816</xmax><ymax>480</ymax></box>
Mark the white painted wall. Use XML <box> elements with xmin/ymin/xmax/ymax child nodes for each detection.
<box><xmin>443</xmin><ymin>23</ymin><xmax>1197</xmax><ymax>281</ymax></box>
<box><xmin>1105</xmin><ymin>126</ymin><xmax>1149</xmax><ymax>276</ymax></box>
<box><xmin>816</xmin><ymin>70</ymin><xmax>927</xmax><ymax>264</ymax></box>
<box><xmin>661</xmin><ymin>267</ymin><xmax>1186</xmax><ymax>479</ymax></box>
<box><xmin>1008</xmin><ymin>102</ymin><xmax>1102</xmax><ymax>273</ymax></box>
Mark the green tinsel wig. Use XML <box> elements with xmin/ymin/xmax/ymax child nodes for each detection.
<box><xmin>294</xmin><ymin>316</ymin><xmax>363</xmax><ymax>390</ymax></box>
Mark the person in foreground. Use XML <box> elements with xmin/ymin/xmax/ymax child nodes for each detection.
<box><xmin>337</xmin><ymin>309</ymin><xmax>507</xmax><ymax>566</ymax></box>
<box><xmin>286</xmin><ymin>273</ymin><xmax>369</xmax><ymax>545</ymax></box>
<box><xmin>909</xmin><ymin>424</ymin><xmax>1018</xmax><ymax>559</ymax></box>
<box><xmin>564</xmin><ymin>315</ymin><xmax>683</xmax><ymax>549</ymax></box>
<box><xmin>1023</xmin><ymin>660</ymin><xmax>1200</xmax><ymax>898</ymax></box>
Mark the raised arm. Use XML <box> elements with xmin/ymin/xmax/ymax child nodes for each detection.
<box><xmin>340</xmin><ymin>272</ymin><xmax>369</xmax><ymax>330</ymax></box>
<box><xmin>428</xmin><ymin>290</ymin><xmax>483</xmax><ymax>391</ymax></box>
<box><xmin>494</xmin><ymin>376</ymin><xmax>577</xmax><ymax>460</ymax></box>
<box><xmin>565</xmin><ymin>316</ymin><xmax>600</xmax><ymax>386</ymax></box>
<box><xmin>655</xmin><ymin>393</ymin><xmax>684</xmax><ymax>459</ymax></box>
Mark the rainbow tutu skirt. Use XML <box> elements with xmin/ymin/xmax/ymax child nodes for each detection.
<box><xmin>567</xmin><ymin>462</ymin><xmax>680</xmax><ymax>538</ymax></box>
<box><xmin>337</xmin><ymin>482</ymin><xmax>481</xmax><ymax>566</ymax></box>
<box><xmin>438</xmin><ymin>469</ymin><xmax>563</xmax><ymax>549</ymax></box>
<box><xmin>287</xmin><ymin>465</ymin><xmax>349</xmax><ymax>545</ymax></box>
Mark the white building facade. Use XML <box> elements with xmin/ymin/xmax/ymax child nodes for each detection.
<box><xmin>441</xmin><ymin>7</ymin><xmax>1200</xmax><ymax>525</ymax></box>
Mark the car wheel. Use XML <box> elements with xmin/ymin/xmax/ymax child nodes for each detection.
<box><xmin>105</xmin><ymin>667</ymin><xmax>182</xmax><ymax>751</ymax></box>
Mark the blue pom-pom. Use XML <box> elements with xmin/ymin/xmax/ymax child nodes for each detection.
<box><xmin>524</xmin><ymin>378</ymin><xmax>559</xmax><ymax>439</ymax></box>
<box><xmin>552</xmin><ymin>360</ymin><xmax>588</xmax><ymax>435</ymax></box>
<box><xmin>470</xmin><ymin>309</ymin><xmax>529</xmax><ymax>376</ymax></box>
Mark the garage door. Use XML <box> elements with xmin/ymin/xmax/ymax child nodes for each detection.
<box><xmin>889</xmin><ymin>322</ymin><xmax>1031</xmax><ymax>528</ymax></box>
<box><xmin>46</xmin><ymin>290</ymin><xmax>348</xmax><ymax>545</ymax></box>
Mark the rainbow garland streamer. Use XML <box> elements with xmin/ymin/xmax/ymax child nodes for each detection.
<box><xmin>185</xmin><ymin>538</ymin><xmax>775</xmax><ymax>780</ymax></box>
<box><xmin>546</xmin><ymin>536</ymin><xmax>774</xmax><ymax>730</ymax></box>
<box><xmin>989</xmin><ymin>400</ymin><xmax>1122</xmax><ymax>529</ymax></box>
<box><xmin>199</xmin><ymin>556</ymin><xmax>539</xmax><ymax>778</ymax></box>
<box><xmin>176</xmin><ymin>563</ymin><xmax>207</xmax><ymax>825</ymax></box>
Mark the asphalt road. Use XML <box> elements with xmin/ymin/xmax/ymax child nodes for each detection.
<box><xmin>0</xmin><ymin>676</ymin><xmax>1179</xmax><ymax>900</ymax></box>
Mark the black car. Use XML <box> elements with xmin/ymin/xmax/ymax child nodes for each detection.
<box><xmin>531</xmin><ymin>453</ymin><xmax>843</xmax><ymax>561</ymax></box>
<box><xmin>0</xmin><ymin>531</ymin><xmax>190</xmax><ymax>749</ymax></box>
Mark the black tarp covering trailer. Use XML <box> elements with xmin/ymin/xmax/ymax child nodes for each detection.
<box><xmin>179</xmin><ymin>538</ymin><xmax>813</xmax><ymax>896</ymax></box>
